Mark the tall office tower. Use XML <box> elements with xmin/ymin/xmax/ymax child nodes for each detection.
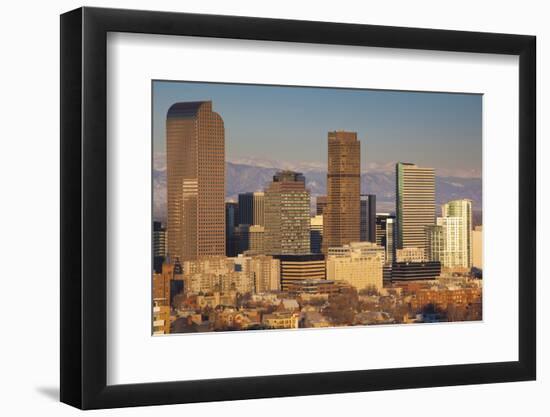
<box><xmin>472</xmin><ymin>225</ymin><xmax>483</xmax><ymax>270</ymax></box>
<box><xmin>323</xmin><ymin>131</ymin><xmax>361</xmax><ymax>253</ymax></box>
<box><xmin>153</xmin><ymin>221</ymin><xmax>167</xmax><ymax>273</ymax></box>
<box><xmin>166</xmin><ymin>101</ymin><xmax>225</xmax><ymax>262</ymax></box>
<box><xmin>225</xmin><ymin>201</ymin><xmax>239</xmax><ymax>257</ymax></box>
<box><xmin>395</xmin><ymin>162</ymin><xmax>435</xmax><ymax>251</ymax></box>
<box><xmin>442</xmin><ymin>199</ymin><xmax>473</xmax><ymax>268</ymax></box>
<box><xmin>310</xmin><ymin>215</ymin><xmax>324</xmax><ymax>254</ymax></box>
<box><xmin>375</xmin><ymin>213</ymin><xmax>396</xmax><ymax>264</ymax></box>
<box><xmin>316</xmin><ymin>195</ymin><xmax>328</xmax><ymax>216</ymax></box>
<box><xmin>264</xmin><ymin>171</ymin><xmax>311</xmax><ymax>255</ymax></box>
<box><xmin>234</xmin><ymin>224</ymin><xmax>265</xmax><ymax>255</ymax></box>
<box><xmin>238</xmin><ymin>192</ymin><xmax>265</xmax><ymax>226</ymax></box>
<box><xmin>360</xmin><ymin>194</ymin><xmax>377</xmax><ymax>243</ymax></box>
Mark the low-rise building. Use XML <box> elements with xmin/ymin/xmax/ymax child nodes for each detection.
<box><xmin>262</xmin><ymin>312</ymin><xmax>299</xmax><ymax>329</ymax></box>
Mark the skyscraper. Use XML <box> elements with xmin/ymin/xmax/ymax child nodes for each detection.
<box><xmin>316</xmin><ymin>195</ymin><xmax>328</xmax><ymax>216</ymax></box>
<box><xmin>323</xmin><ymin>131</ymin><xmax>361</xmax><ymax>253</ymax></box>
<box><xmin>360</xmin><ymin>194</ymin><xmax>377</xmax><ymax>243</ymax></box>
<box><xmin>310</xmin><ymin>214</ymin><xmax>323</xmax><ymax>254</ymax></box>
<box><xmin>238</xmin><ymin>192</ymin><xmax>265</xmax><ymax>226</ymax></box>
<box><xmin>153</xmin><ymin>221</ymin><xmax>167</xmax><ymax>273</ymax></box>
<box><xmin>395</xmin><ymin>162</ymin><xmax>435</xmax><ymax>251</ymax></box>
<box><xmin>442</xmin><ymin>199</ymin><xmax>473</xmax><ymax>268</ymax></box>
<box><xmin>166</xmin><ymin>101</ymin><xmax>225</xmax><ymax>262</ymax></box>
<box><xmin>376</xmin><ymin>213</ymin><xmax>395</xmax><ymax>264</ymax></box>
<box><xmin>426</xmin><ymin>217</ymin><xmax>465</xmax><ymax>270</ymax></box>
<box><xmin>264</xmin><ymin>171</ymin><xmax>311</xmax><ymax>255</ymax></box>
<box><xmin>225</xmin><ymin>201</ymin><xmax>239</xmax><ymax>257</ymax></box>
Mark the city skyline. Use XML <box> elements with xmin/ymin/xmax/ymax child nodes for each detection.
<box><xmin>152</xmin><ymin>83</ymin><xmax>482</xmax><ymax>335</ymax></box>
<box><xmin>153</xmin><ymin>81</ymin><xmax>482</xmax><ymax>178</ymax></box>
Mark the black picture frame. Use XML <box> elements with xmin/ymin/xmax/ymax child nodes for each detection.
<box><xmin>60</xmin><ymin>6</ymin><xmax>536</xmax><ymax>410</ymax></box>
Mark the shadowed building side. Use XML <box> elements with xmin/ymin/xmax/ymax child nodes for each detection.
<box><xmin>166</xmin><ymin>101</ymin><xmax>225</xmax><ymax>262</ymax></box>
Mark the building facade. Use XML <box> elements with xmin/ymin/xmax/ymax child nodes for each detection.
<box><xmin>360</xmin><ymin>194</ymin><xmax>377</xmax><ymax>243</ymax></box>
<box><xmin>472</xmin><ymin>225</ymin><xmax>483</xmax><ymax>269</ymax></box>
<box><xmin>238</xmin><ymin>191</ymin><xmax>265</xmax><ymax>226</ymax></box>
<box><xmin>225</xmin><ymin>201</ymin><xmax>239</xmax><ymax>257</ymax></box>
<box><xmin>426</xmin><ymin>217</ymin><xmax>467</xmax><ymax>270</ymax></box>
<box><xmin>310</xmin><ymin>214</ymin><xmax>323</xmax><ymax>254</ymax></box>
<box><xmin>326</xmin><ymin>242</ymin><xmax>385</xmax><ymax>290</ymax></box>
<box><xmin>376</xmin><ymin>213</ymin><xmax>395</xmax><ymax>264</ymax></box>
<box><xmin>316</xmin><ymin>195</ymin><xmax>328</xmax><ymax>216</ymax></box>
<box><xmin>274</xmin><ymin>254</ymin><xmax>326</xmax><ymax>291</ymax></box>
<box><xmin>395</xmin><ymin>162</ymin><xmax>435</xmax><ymax>252</ymax></box>
<box><xmin>442</xmin><ymin>199</ymin><xmax>473</xmax><ymax>268</ymax></box>
<box><xmin>166</xmin><ymin>101</ymin><xmax>225</xmax><ymax>262</ymax></box>
<box><xmin>323</xmin><ymin>131</ymin><xmax>361</xmax><ymax>253</ymax></box>
<box><xmin>264</xmin><ymin>171</ymin><xmax>311</xmax><ymax>255</ymax></box>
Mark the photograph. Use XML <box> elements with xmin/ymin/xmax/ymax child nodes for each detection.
<box><xmin>151</xmin><ymin>80</ymin><xmax>483</xmax><ymax>335</ymax></box>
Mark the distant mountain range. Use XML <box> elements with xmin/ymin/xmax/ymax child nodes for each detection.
<box><xmin>153</xmin><ymin>159</ymin><xmax>482</xmax><ymax>224</ymax></box>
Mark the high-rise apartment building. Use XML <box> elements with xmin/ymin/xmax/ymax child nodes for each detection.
<box><xmin>395</xmin><ymin>162</ymin><xmax>435</xmax><ymax>251</ymax></box>
<box><xmin>442</xmin><ymin>199</ymin><xmax>473</xmax><ymax>268</ymax></box>
<box><xmin>360</xmin><ymin>194</ymin><xmax>376</xmax><ymax>243</ymax></box>
<box><xmin>166</xmin><ymin>101</ymin><xmax>225</xmax><ymax>262</ymax></box>
<box><xmin>264</xmin><ymin>171</ymin><xmax>311</xmax><ymax>255</ymax></box>
<box><xmin>238</xmin><ymin>192</ymin><xmax>265</xmax><ymax>226</ymax></box>
<box><xmin>323</xmin><ymin>131</ymin><xmax>361</xmax><ymax>253</ymax></box>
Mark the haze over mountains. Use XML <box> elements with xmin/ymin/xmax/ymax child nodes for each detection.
<box><xmin>153</xmin><ymin>155</ymin><xmax>482</xmax><ymax>224</ymax></box>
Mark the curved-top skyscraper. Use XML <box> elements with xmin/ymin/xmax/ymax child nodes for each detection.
<box><xmin>166</xmin><ymin>101</ymin><xmax>225</xmax><ymax>262</ymax></box>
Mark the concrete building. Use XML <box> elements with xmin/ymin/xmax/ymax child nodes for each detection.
<box><xmin>262</xmin><ymin>312</ymin><xmax>299</xmax><ymax>329</ymax></box>
<box><xmin>328</xmin><ymin>241</ymin><xmax>386</xmax><ymax>261</ymax></box>
<box><xmin>472</xmin><ymin>225</ymin><xmax>483</xmax><ymax>269</ymax></box>
<box><xmin>234</xmin><ymin>224</ymin><xmax>265</xmax><ymax>255</ymax></box>
<box><xmin>153</xmin><ymin>301</ymin><xmax>171</xmax><ymax>335</ymax></box>
<box><xmin>360</xmin><ymin>194</ymin><xmax>377</xmax><ymax>243</ymax></box>
<box><xmin>323</xmin><ymin>131</ymin><xmax>361</xmax><ymax>253</ymax></box>
<box><xmin>316</xmin><ymin>195</ymin><xmax>328</xmax><ymax>216</ymax></box>
<box><xmin>274</xmin><ymin>254</ymin><xmax>326</xmax><ymax>291</ymax></box>
<box><xmin>391</xmin><ymin>261</ymin><xmax>441</xmax><ymax>282</ymax></box>
<box><xmin>310</xmin><ymin>214</ymin><xmax>323</xmax><ymax>254</ymax></box>
<box><xmin>326</xmin><ymin>242</ymin><xmax>385</xmax><ymax>291</ymax></box>
<box><xmin>396</xmin><ymin>247</ymin><xmax>426</xmax><ymax>263</ymax></box>
<box><xmin>426</xmin><ymin>217</ymin><xmax>467</xmax><ymax>270</ymax></box>
<box><xmin>442</xmin><ymin>199</ymin><xmax>473</xmax><ymax>268</ymax></box>
<box><xmin>264</xmin><ymin>171</ymin><xmax>311</xmax><ymax>255</ymax></box>
<box><xmin>395</xmin><ymin>162</ymin><xmax>435</xmax><ymax>251</ymax></box>
<box><xmin>182</xmin><ymin>256</ymin><xmax>254</xmax><ymax>294</ymax></box>
<box><xmin>234</xmin><ymin>254</ymin><xmax>280</xmax><ymax>293</ymax></box>
<box><xmin>238</xmin><ymin>191</ymin><xmax>265</xmax><ymax>226</ymax></box>
<box><xmin>166</xmin><ymin>101</ymin><xmax>225</xmax><ymax>261</ymax></box>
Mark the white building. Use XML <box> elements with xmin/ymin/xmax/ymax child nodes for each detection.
<box><xmin>442</xmin><ymin>199</ymin><xmax>473</xmax><ymax>268</ymax></box>
<box><xmin>326</xmin><ymin>242</ymin><xmax>385</xmax><ymax>290</ymax></box>
<box><xmin>426</xmin><ymin>216</ymin><xmax>468</xmax><ymax>270</ymax></box>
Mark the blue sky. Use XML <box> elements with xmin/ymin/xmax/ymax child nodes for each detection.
<box><xmin>153</xmin><ymin>81</ymin><xmax>482</xmax><ymax>177</ymax></box>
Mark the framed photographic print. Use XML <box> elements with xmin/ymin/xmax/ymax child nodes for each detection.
<box><xmin>60</xmin><ymin>6</ymin><xmax>536</xmax><ymax>410</ymax></box>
